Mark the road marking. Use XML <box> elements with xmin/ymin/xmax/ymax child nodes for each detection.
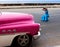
<box><xmin>53</xmin><ymin>45</ymin><xmax>60</xmax><ymax>47</ymax></box>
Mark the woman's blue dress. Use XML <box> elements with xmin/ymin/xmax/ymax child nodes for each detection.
<box><xmin>41</xmin><ymin>10</ymin><xmax>49</xmax><ymax>21</ymax></box>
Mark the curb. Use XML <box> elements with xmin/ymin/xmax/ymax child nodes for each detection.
<box><xmin>0</xmin><ymin>5</ymin><xmax>60</xmax><ymax>9</ymax></box>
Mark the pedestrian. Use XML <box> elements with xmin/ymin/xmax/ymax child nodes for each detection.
<box><xmin>41</xmin><ymin>8</ymin><xmax>49</xmax><ymax>22</ymax></box>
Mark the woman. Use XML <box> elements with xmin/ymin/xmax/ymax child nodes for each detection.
<box><xmin>41</xmin><ymin>8</ymin><xmax>49</xmax><ymax>22</ymax></box>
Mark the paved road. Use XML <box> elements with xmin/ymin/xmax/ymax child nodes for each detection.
<box><xmin>0</xmin><ymin>8</ymin><xmax>60</xmax><ymax>47</ymax></box>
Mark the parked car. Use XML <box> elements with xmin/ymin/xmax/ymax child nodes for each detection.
<box><xmin>0</xmin><ymin>12</ymin><xmax>41</xmax><ymax>47</ymax></box>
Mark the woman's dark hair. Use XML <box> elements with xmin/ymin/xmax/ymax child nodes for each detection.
<box><xmin>43</xmin><ymin>8</ymin><xmax>47</xmax><ymax>11</ymax></box>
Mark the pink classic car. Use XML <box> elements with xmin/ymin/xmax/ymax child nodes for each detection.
<box><xmin>0</xmin><ymin>12</ymin><xmax>41</xmax><ymax>47</ymax></box>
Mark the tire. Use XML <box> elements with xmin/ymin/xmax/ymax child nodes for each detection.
<box><xmin>11</xmin><ymin>34</ymin><xmax>32</xmax><ymax>47</ymax></box>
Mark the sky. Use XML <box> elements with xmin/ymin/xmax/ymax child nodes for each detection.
<box><xmin>0</xmin><ymin>0</ymin><xmax>60</xmax><ymax>4</ymax></box>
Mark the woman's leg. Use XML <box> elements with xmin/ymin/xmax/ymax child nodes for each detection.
<box><xmin>41</xmin><ymin>15</ymin><xmax>45</xmax><ymax>21</ymax></box>
<box><xmin>45</xmin><ymin>16</ymin><xmax>48</xmax><ymax>22</ymax></box>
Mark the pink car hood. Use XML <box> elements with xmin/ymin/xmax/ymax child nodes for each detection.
<box><xmin>0</xmin><ymin>12</ymin><xmax>34</xmax><ymax>25</ymax></box>
<box><xmin>0</xmin><ymin>12</ymin><xmax>40</xmax><ymax>35</ymax></box>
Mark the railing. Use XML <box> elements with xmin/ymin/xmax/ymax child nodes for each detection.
<box><xmin>0</xmin><ymin>3</ymin><xmax>60</xmax><ymax>6</ymax></box>
<box><xmin>0</xmin><ymin>3</ymin><xmax>60</xmax><ymax>9</ymax></box>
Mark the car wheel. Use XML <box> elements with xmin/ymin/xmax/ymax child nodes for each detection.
<box><xmin>11</xmin><ymin>34</ymin><xmax>32</xmax><ymax>47</ymax></box>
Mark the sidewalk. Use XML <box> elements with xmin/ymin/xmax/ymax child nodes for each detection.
<box><xmin>0</xmin><ymin>5</ymin><xmax>60</xmax><ymax>9</ymax></box>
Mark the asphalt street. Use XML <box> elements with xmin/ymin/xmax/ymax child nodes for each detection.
<box><xmin>0</xmin><ymin>8</ymin><xmax>60</xmax><ymax>47</ymax></box>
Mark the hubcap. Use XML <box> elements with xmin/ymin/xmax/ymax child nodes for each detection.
<box><xmin>18</xmin><ymin>35</ymin><xmax>29</xmax><ymax>46</ymax></box>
